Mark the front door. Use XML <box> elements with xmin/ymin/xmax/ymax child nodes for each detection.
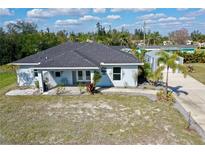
<box><xmin>72</xmin><ymin>71</ymin><xmax>77</xmax><ymax>85</ymax></box>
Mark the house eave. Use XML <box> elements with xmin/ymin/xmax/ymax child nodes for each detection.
<box><xmin>100</xmin><ymin>62</ymin><xmax>144</xmax><ymax>66</ymax></box>
<box><xmin>10</xmin><ymin>62</ymin><xmax>41</xmax><ymax>66</ymax></box>
<box><xmin>32</xmin><ymin>67</ymin><xmax>99</xmax><ymax>70</ymax></box>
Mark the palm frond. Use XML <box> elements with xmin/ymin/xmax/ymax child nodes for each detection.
<box><xmin>177</xmin><ymin>64</ymin><xmax>188</xmax><ymax>77</ymax></box>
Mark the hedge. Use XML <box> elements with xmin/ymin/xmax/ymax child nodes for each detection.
<box><xmin>177</xmin><ymin>50</ymin><xmax>205</xmax><ymax>63</ymax></box>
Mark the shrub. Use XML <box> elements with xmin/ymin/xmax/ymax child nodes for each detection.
<box><xmin>86</xmin><ymin>83</ymin><xmax>95</xmax><ymax>94</ymax></box>
<box><xmin>34</xmin><ymin>81</ymin><xmax>39</xmax><ymax>88</ymax></box>
<box><xmin>177</xmin><ymin>51</ymin><xmax>205</xmax><ymax>63</ymax></box>
<box><xmin>56</xmin><ymin>85</ymin><xmax>65</xmax><ymax>95</ymax></box>
<box><xmin>93</xmin><ymin>71</ymin><xmax>102</xmax><ymax>86</ymax></box>
<box><xmin>156</xmin><ymin>90</ymin><xmax>175</xmax><ymax>103</ymax></box>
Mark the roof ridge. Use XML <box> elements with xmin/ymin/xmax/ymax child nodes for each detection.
<box><xmin>73</xmin><ymin>49</ymin><xmax>99</xmax><ymax>66</ymax></box>
<box><xmin>68</xmin><ymin>42</ymin><xmax>100</xmax><ymax>66</ymax></box>
<box><xmin>41</xmin><ymin>42</ymin><xmax>98</xmax><ymax>67</ymax></box>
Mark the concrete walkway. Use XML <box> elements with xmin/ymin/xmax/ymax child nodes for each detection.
<box><xmin>6</xmin><ymin>88</ymin><xmax>39</xmax><ymax>96</ymax></box>
<box><xmin>164</xmin><ymin>72</ymin><xmax>205</xmax><ymax>131</ymax></box>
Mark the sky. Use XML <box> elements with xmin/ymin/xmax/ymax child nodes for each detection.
<box><xmin>0</xmin><ymin>8</ymin><xmax>205</xmax><ymax>35</ymax></box>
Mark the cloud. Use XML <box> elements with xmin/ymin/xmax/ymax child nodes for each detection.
<box><xmin>55</xmin><ymin>14</ymin><xmax>101</xmax><ymax>27</ymax></box>
<box><xmin>110</xmin><ymin>8</ymin><xmax>155</xmax><ymax>12</ymax></box>
<box><xmin>176</xmin><ymin>8</ymin><xmax>189</xmax><ymax>11</ymax></box>
<box><xmin>187</xmin><ymin>8</ymin><xmax>205</xmax><ymax>17</ymax></box>
<box><xmin>27</xmin><ymin>8</ymin><xmax>89</xmax><ymax>18</ymax></box>
<box><xmin>139</xmin><ymin>13</ymin><xmax>167</xmax><ymax>20</ymax></box>
<box><xmin>106</xmin><ymin>15</ymin><xmax>121</xmax><ymax>20</ymax></box>
<box><xmin>79</xmin><ymin>15</ymin><xmax>100</xmax><ymax>21</ymax></box>
<box><xmin>55</xmin><ymin>19</ymin><xmax>81</xmax><ymax>27</ymax></box>
<box><xmin>158</xmin><ymin>17</ymin><xmax>177</xmax><ymax>22</ymax></box>
<box><xmin>93</xmin><ymin>8</ymin><xmax>106</xmax><ymax>13</ymax></box>
<box><xmin>0</xmin><ymin>8</ymin><xmax>13</xmax><ymax>16</ymax></box>
<box><xmin>179</xmin><ymin>16</ymin><xmax>195</xmax><ymax>21</ymax></box>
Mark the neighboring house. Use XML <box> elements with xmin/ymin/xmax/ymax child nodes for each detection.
<box><xmin>145</xmin><ymin>50</ymin><xmax>184</xmax><ymax>73</ymax></box>
<box><xmin>11</xmin><ymin>42</ymin><xmax>143</xmax><ymax>92</ymax></box>
<box><xmin>186</xmin><ymin>40</ymin><xmax>193</xmax><ymax>45</ymax></box>
<box><xmin>111</xmin><ymin>46</ymin><xmax>132</xmax><ymax>54</ymax></box>
<box><xmin>138</xmin><ymin>45</ymin><xmax>196</xmax><ymax>53</ymax></box>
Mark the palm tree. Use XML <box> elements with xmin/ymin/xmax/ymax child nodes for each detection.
<box><xmin>157</xmin><ymin>51</ymin><xmax>187</xmax><ymax>94</ymax></box>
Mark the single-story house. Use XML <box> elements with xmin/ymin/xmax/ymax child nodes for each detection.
<box><xmin>11</xmin><ymin>42</ymin><xmax>143</xmax><ymax>92</ymax></box>
<box><xmin>144</xmin><ymin>50</ymin><xmax>183</xmax><ymax>73</ymax></box>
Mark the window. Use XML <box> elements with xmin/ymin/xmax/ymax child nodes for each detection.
<box><xmin>34</xmin><ymin>69</ymin><xmax>38</xmax><ymax>77</ymax></box>
<box><xmin>78</xmin><ymin>71</ymin><xmax>83</xmax><ymax>80</ymax></box>
<box><xmin>86</xmin><ymin>71</ymin><xmax>91</xmax><ymax>80</ymax></box>
<box><xmin>55</xmin><ymin>72</ymin><xmax>61</xmax><ymax>77</ymax></box>
<box><xmin>113</xmin><ymin>67</ymin><xmax>121</xmax><ymax>80</ymax></box>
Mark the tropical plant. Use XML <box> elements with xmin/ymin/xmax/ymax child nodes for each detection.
<box><xmin>157</xmin><ymin>51</ymin><xmax>188</xmax><ymax>94</ymax></box>
<box><xmin>156</xmin><ymin>90</ymin><xmax>175</xmax><ymax>103</ymax></box>
<box><xmin>92</xmin><ymin>71</ymin><xmax>102</xmax><ymax>86</ymax></box>
<box><xmin>34</xmin><ymin>81</ymin><xmax>39</xmax><ymax>88</ymax></box>
<box><xmin>86</xmin><ymin>83</ymin><xmax>95</xmax><ymax>94</ymax></box>
<box><xmin>147</xmin><ymin>66</ymin><xmax>164</xmax><ymax>86</ymax></box>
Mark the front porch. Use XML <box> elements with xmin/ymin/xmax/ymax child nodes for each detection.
<box><xmin>36</xmin><ymin>69</ymin><xmax>95</xmax><ymax>93</ymax></box>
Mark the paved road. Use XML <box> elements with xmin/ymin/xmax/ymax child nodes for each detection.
<box><xmin>164</xmin><ymin>73</ymin><xmax>205</xmax><ymax>131</ymax></box>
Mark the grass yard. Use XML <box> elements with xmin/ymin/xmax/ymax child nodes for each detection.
<box><xmin>0</xmin><ymin>73</ymin><xmax>16</xmax><ymax>90</ymax></box>
<box><xmin>186</xmin><ymin>63</ymin><xmax>205</xmax><ymax>85</ymax></box>
<box><xmin>0</xmin><ymin>72</ymin><xmax>204</xmax><ymax>144</ymax></box>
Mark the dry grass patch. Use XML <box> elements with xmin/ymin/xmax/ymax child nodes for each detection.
<box><xmin>0</xmin><ymin>94</ymin><xmax>204</xmax><ymax>144</ymax></box>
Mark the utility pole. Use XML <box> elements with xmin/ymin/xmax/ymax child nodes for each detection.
<box><xmin>143</xmin><ymin>21</ymin><xmax>146</xmax><ymax>48</ymax></box>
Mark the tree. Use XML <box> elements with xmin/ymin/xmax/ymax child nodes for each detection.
<box><xmin>147</xmin><ymin>66</ymin><xmax>164</xmax><ymax>86</ymax></box>
<box><xmin>157</xmin><ymin>51</ymin><xmax>188</xmax><ymax>94</ymax></box>
<box><xmin>169</xmin><ymin>28</ymin><xmax>189</xmax><ymax>45</ymax></box>
<box><xmin>7</xmin><ymin>21</ymin><xmax>37</xmax><ymax>34</ymax></box>
<box><xmin>191</xmin><ymin>30</ymin><xmax>205</xmax><ymax>43</ymax></box>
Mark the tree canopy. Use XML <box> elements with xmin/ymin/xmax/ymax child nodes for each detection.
<box><xmin>0</xmin><ymin>21</ymin><xmax>204</xmax><ymax>65</ymax></box>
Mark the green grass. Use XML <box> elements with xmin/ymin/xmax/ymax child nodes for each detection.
<box><xmin>0</xmin><ymin>73</ymin><xmax>16</xmax><ymax>89</ymax></box>
<box><xmin>0</xmin><ymin>72</ymin><xmax>204</xmax><ymax>144</ymax></box>
<box><xmin>186</xmin><ymin>63</ymin><xmax>205</xmax><ymax>85</ymax></box>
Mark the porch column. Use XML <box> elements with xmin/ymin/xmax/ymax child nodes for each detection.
<box><xmin>38</xmin><ymin>70</ymin><xmax>44</xmax><ymax>93</ymax></box>
<box><xmin>90</xmin><ymin>70</ymin><xmax>94</xmax><ymax>83</ymax></box>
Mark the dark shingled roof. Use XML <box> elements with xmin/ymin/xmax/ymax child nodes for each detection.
<box><xmin>13</xmin><ymin>42</ymin><xmax>140</xmax><ymax>67</ymax></box>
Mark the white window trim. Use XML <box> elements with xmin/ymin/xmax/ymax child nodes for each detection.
<box><xmin>77</xmin><ymin>70</ymin><xmax>91</xmax><ymax>82</ymax></box>
<box><xmin>113</xmin><ymin>67</ymin><xmax>121</xmax><ymax>81</ymax></box>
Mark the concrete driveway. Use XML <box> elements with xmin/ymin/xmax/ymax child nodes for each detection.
<box><xmin>164</xmin><ymin>72</ymin><xmax>205</xmax><ymax>131</ymax></box>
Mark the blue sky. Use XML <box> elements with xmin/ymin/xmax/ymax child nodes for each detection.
<box><xmin>0</xmin><ymin>8</ymin><xmax>205</xmax><ymax>35</ymax></box>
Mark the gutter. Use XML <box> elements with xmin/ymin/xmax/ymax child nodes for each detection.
<box><xmin>100</xmin><ymin>62</ymin><xmax>144</xmax><ymax>66</ymax></box>
<box><xmin>10</xmin><ymin>62</ymin><xmax>41</xmax><ymax>66</ymax></box>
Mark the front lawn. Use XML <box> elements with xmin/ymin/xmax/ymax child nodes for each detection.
<box><xmin>0</xmin><ymin>73</ymin><xmax>16</xmax><ymax>89</ymax></box>
<box><xmin>186</xmin><ymin>63</ymin><xmax>205</xmax><ymax>85</ymax></box>
<box><xmin>0</xmin><ymin>72</ymin><xmax>204</xmax><ymax>144</ymax></box>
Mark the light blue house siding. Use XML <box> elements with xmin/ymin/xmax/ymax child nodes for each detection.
<box><xmin>97</xmin><ymin>65</ymin><xmax>139</xmax><ymax>87</ymax></box>
<box><xmin>16</xmin><ymin>65</ymin><xmax>139</xmax><ymax>88</ymax></box>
